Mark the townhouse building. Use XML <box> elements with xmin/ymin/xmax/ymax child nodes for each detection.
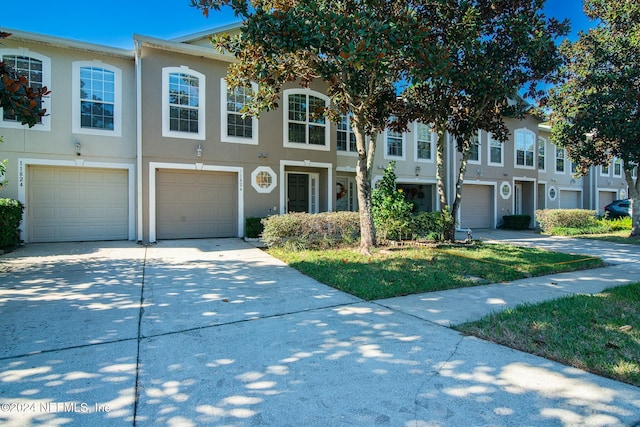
<box><xmin>0</xmin><ymin>26</ymin><xmax>630</xmax><ymax>244</ymax></box>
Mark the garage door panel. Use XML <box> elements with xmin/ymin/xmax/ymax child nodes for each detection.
<box><xmin>560</xmin><ymin>190</ymin><xmax>581</xmax><ymax>209</ymax></box>
<box><xmin>28</xmin><ymin>166</ymin><xmax>128</xmax><ymax>242</ymax></box>
<box><xmin>157</xmin><ymin>170</ymin><xmax>238</xmax><ymax>239</ymax></box>
<box><xmin>461</xmin><ymin>185</ymin><xmax>493</xmax><ymax>229</ymax></box>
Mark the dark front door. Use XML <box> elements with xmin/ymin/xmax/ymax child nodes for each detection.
<box><xmin>288</xmin><ymin>174</ymin><xmax>309</xmax><ymax>212</ymax></box>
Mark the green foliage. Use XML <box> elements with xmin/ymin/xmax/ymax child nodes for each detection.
<box><xmin>547</xmin><ymin>216</ymin><xmax>632</xmax><ymax>237</ymax></box>
<box><xmin>0</xmin><ymin>198</ymin><xmax>24</xmax><ymax>247</ymax></box>
<box><xmin>502</xmin><ymin>215</ymin><xmax>531</xmax><ymax>230</ymax></box>
<box><xmin>371</xmin><ymin>162</ymin><xmax>414</xmax><ymax>242</ymax></box>
<box><xmin>261</xmin><ymin>211</ymin><xmax>360</xmax><ymax>250</ymax></box>
<box><xmin>536</xmin><ymin>209</ymin><xmax>599</xmax><ymax>233</ymax></box>
<box><xmin>606</xmin><ymin>216</ymin><xmax>632</xmax><ymax>231</ymax></box>
<box><xmin>244</xmin><ymin>216</ymin><xmax>265</xmax><ymax>238</ymax></box>
<box><xmin>412</xmin><ymin>209</ymin><xmax>455</xmax><ymax>242</ymax></box>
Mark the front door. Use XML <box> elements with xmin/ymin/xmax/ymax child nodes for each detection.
<box><xmin>515</xmin><ymin>183</ymin><xmax>523</xmax><ymax>215</ymax></box>
<box><xmin>288</xmin><ymin>173</ymin><xmax>309</xmax><ymax>212</ymax></box>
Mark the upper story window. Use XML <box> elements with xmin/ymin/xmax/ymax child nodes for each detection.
<box><xmin>384</xmin><ymin>118</ymin><xmax>405</xmax><ymax>160</ymax></box>
<box><xmin>538</xmin><ymin>137</ymin><xmax>546</xmax><ymax>171</ymax></box>
<box><xmin>488</xmin><ymin>134</ymin><xmax>503</xmax><ymax>166</ymax></box>
<box><xmin>162</xmin><ymin>66</ymin><xmax>205</xmax><ymax>140</ymax></box>
<box><xmin>72</xmin><ymin>61</ymin><xmax>121</xmax><ymax>137</ymax></box>
<box><xmin>415</xmin><ymin>122</ymin><xmax>434</xmax><ymax>162</ymax></box>
<box><xmin>283</xmin><ymin>89</ymin><xmax>330</xmax><ymax>150</ymax></box>
<box><xmin>220</xmin><ymin>78</ymin><xmax>258</xmax><ymax>145</ymax></box>
<box><xmin>555</xmin><ymin>146</ymin><xmax>566</xmax><ymax>173</ymax></box>
<box><xmin>514</xmin><ymin>129</ymin><xmax>535</xmax><ymax>169</ymax></box>
<box><xmin>600</xmin><ymin>163</ymin><xmax>610</xmax><ymax>176</ymax></box>
<box><xmin>468</xmin><ymin>131</ymin><xmax>481</xmax><ymax>164</ymax></box>
<box><xmin>0</xmin><ymin>49</ymin><xmax>51</xmax><ymax>131</ymax></box>
<box><xmin>613</xmin><ymin>158</ymin><xmax>623</xmax><ymax>177</ymax></box>
<box><xmin>337</xmin><ymin>114</ymin><xmax>357</xmax><ymax>153</ymax></box>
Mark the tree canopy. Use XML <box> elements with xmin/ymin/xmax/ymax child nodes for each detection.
<box><xmin>547</xmin><ymin>0</ymin><xmax>640</xmax><ymax>237</ymax></box>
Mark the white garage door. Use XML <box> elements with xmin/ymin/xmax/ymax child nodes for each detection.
<box><xmin>460</xmin><ymin>185</ymin><xmax>493</xmax><ymax>229</ymax></box>
<box><xmin>28</xmin><ymin>166</ymin><xmax>129</xmax><ymax>242</ymax></box>
<box><xmin>598</xmin><ymin>191</ymin><xmax>615</xmax><ymax>214</ymax></box>
<box><xmin>156</xmin><ymin>170</ymin><xmax>237</xmax><ymax>239</ymax></box>
<box><xmin>560</xmin><ymin>190</ymin><xmax>581</xmax><ymax>209</ymax></box>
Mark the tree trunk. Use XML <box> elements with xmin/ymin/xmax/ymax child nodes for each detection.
<box><xmin>449</xmin><ymin>144</ymin><xmax>470</xmax><ymax>242</ymax></box>
<box><xmin>353</xmin><ymin>124</ymin><xmax>376</xmax><ymax>255</ymax></box>
<box><xmin>435</xmin><ymin>128</ymin><xmax>454</xmax><ymax>241</ymax></box>
<box><xmin>625</xmin><ymin>170</ymin><xmax>639</xmax><ymax>238</ymax></box>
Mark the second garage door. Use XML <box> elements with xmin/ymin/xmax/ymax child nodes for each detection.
<box><xmin>460</xmin><ymin>184</ymin><xmax>493</xmax><ymax>229</ymax></box>
<box><xmin>156</xmin><ymin>170</ymin><xmax>238</xmax><ymax>239</ymax></box>
<box><xmin>560</xmin><ymin>190</ymin><xmax>581</xmax><ymax>209</ymax></box>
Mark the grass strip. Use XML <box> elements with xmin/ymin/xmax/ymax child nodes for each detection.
<box><xmin>267</xmin><ymin>242</ymin><xmax>604</xmax><ymax>301</ymax></box>
<box><xmin>455</xmin><ymin>282</ymin><xmax>640</xmax><ymax>387</ymax></box>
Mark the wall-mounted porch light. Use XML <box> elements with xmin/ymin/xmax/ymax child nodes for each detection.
<box><xmin>196</xmin><ymin>144</ymin><xmax>203</xmax><ymax>158</ymax></box>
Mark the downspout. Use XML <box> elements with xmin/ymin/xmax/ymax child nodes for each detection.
<box><xmin>134</xmin><ymin>39</ymin><xmax>143</xmax><ymax>242</ymax></box>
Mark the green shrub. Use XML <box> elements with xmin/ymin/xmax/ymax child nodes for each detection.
<box><xmin>372</xmin><ymin>162</ymin><xmax>415</xmax><ymax>242</ymax></box>
<box><xmin>0</xmin><ymin>198</ymin><xmax>24</xmax><ymax>247</ymax></box>
<box><xmin>549</xmin><ymin>225</ymin><xmax>612</xmax><ymax>236</ymax></box>
<box><xmin>502</xmin><ymin>214</ymin><xmax>531</xmax><ymax>230</ymax></box>
<box><xmin>412</xmin><ymin>209</ymin><xmax>455</xmax><ymax>242</ymax></box>
<box><xmin>245</xmin><ymin>217</ymin><xmax>265</xmax><ymax>238</ymax></box>
<box><xmin>604</xmin><ymin>216</ymin><xmax>632</xmax><ymax>231</ymax></box>
<box><xmin>261</xmin><ymin>211</ymin><xmax>360</xmax><ymax>250</ymax></box>
<box><xmin>536</xmin><ymin>209</ymin><xmax>598</xmax><ymax>233</ymax></box>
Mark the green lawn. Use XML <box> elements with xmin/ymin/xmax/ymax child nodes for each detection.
<box><xmin>267</xmin><ymin>242</ymin><xmax>604</xmax><ymax>300</ymax></box>
<box><xmin>455</xmin><ymin>283</ymin><xmax>640</xmax><ymax>387</ymax></box>
<box><xmin>573</xmin><ymin>231</ymin><xmax>640</xmax><ymax>245</ymax></box>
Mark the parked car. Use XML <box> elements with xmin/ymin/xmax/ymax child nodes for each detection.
<box><xmin>604</xmin><ymin>199</ymin><xmax>631</xmax><ymax>218</ymax></box>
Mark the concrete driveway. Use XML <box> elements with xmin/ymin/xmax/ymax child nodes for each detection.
<box><xmin>1</xmin><ymin>235</ymin><xmax>639</xmax><ymax>426</ymax></box>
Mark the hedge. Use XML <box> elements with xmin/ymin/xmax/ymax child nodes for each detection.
<box><xmin>535</xmin><ymin>209</ymin><xmax>598</xmax><ymax>233</ymax></box>
<box><xmin>0</xmin><ymin>198</ymin><xmax>24</xmax><ymax>247</ymax></box>
<box><xmin>502</xmin><ymin>214</ymin><xmax>531</xmax><ymax>230</ymax></box>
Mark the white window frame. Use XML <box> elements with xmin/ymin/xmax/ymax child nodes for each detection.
<box><xmin>467</xmin><ymin>130</ymin><xmax>481</xmax><ymax>165</ymax></box>
<box><xmin>555</xmin><ymin>146</ymin><xmax>566</xmax><ymax>174</ymax></box>
<box><xmin>220</xmin><ymin>78</ymin><xmax>258</xmax><ymax>145</ymax></box>
<box><xmin>414</xmin><ymin>122</ymin><xmax>435</xmax><ymax>163</ymax></box>
<box><xmin>162</xmin><ymin>66</ymin><xmax>205</xmax><ymax>140</ymax></box>
<box><xmin>600</xmin><ymin>163</ymin><xmax>610</xmax><ymax>176</ymax></box>
<box><xmin>613</xmin><ymin>158</ymin><xmax>623</xmax><ymax>177</ymax></box>
<box><xmin>72</xmin><ymin>61</ymin><xmax>122</xmax><ymax>137</ymax></box>
<box><xmin>538</xmin><ymin>137</ymin><xmax>547</xmax><ymax>172</ymax></box>
<box><xmin>251</xmin><ymin>166</ymin><xmax>277</xmax><ymax>193</ymax></box>
<box><xmin>488</xmin><ymin>134</ymin><xmax>504</xmax><ymax>166</ymax></box>
<box><xmin>283</xmin><ymin>88</ymin><xmax>330</xmax><ymax>151</ymax></box>
<box><xmin>0</xmin><ymin>49</ymin><xmax>51</xmax><ymax>131</ymax></box>
<box><xmin>337</xmin><ymin>113</ymin><xmax>357</xmax><ymax>155</ymax></box>
<box><xmin>384</xmin><ymin>125</ymin><xmax>406</xmax><ymax>161</ymax></box>
<box><xmin>514</xmin><ymin>128</ymin><xmax>536</xmax><ymax>170</ymax></box>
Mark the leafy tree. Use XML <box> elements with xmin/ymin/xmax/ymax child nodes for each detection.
<box><xmin>401</xmin><ymin>0</ymin><xmax>568</xmax><ymax>241</ymax></box>
<box><xmin>192</xmin><ymin>0</ymin><xmax>443</xmax><ymax>254</ymax></box>
<box><xmin>546</xmin><ymin>0</ymin><xmax>640</xmax><ymax>238</ymax></box>
<box><xmin>371</xmin><ymin>161</ymin><xmax>414</xmax><ymax>241</ymax></box>
<box><xmin>0</xmin><ymin>31</ymin><xmax>50</xmax><ymax>188</ymax></box>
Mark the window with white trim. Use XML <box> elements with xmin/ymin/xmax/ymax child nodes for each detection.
<box><xmin>251</xmin><ymin>166</ymin><xmax>277</xmax><ymax>193</ymax></box>
<box><xmin>221</xmin><ymin>78</ymin><xmax>258</xmax><ymax>144</ymax></box>
<box><xmin>601</xmin><ymin>163</ymin><xmax>610</xmax><ymax>176</ymax></box>
<box><xmin>488</xmin><ymin>134</ymin><xmax>503</xmax><ymax>166</ymax></box>
<box><xmin>613</xmin><ymin>158</ymin><xmax>623</xmax><ymax>177</ymax></box>
<box><xmin>415</xmin><ymin>122</ymin><xmax>434</xmax><ymax>162</ymax></box>
<box><xmin>385</xmin><ymin>127</ymin><xmax>405</xmax><ymax>160</ymax></box>
<box><xmin>337</xmin><ymin>114</ymin><xmax>356</xmax><ymax>153</ymax></box>
<box><xmin>538</xmin><ymin>137</ymin><xmax>546</xmax><ymax>171</ymax></box>
<box><xmin>468</xmin><ymin>131</ymin><xmax>481</xmax><ymax>164</ymax></box>
<box><xmin>72</xmin><ymin>61</ymin><xmax>121</xmax><ymax>136</ymax></box>
<box><xmin>283</xmin><ymin>89</ymin><xmax>329</xmax><ymax>150</ymax></box>
<box><xmin>162</xmin><ymin>67</ymin><xmax>205</xmax><ymax>140</ymax></box>
<box><xmin>0</xmin><ymin>49</ymin><xmax>51</xmax><ymax>130</ymax></box>
<box><xmin>555</xmin><ymin>146</ymin><xmax>566</xmax><ymax>173</ymax></box>
<box><xmin>514</xmin><ymin>129</ymin><xmax>535</xmax><ymax>168</ymax></box>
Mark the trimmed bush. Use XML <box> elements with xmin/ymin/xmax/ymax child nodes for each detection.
<box><xmin>412</xmin><ymin>209</ymin><xmax>455</xmax><ymax>242</ymax></box>
<box><xmin>0</xmin><ymin>198</ymin><xmax>24</xmax><ymax>248</ymax></box>
<box><xmin>372</xmin><ymin>162</ymin><xmax>414</xmax><ymax>242</ymax></box>
<box><xmin>536</xmin><ymin>209</ymin><xmax>598</xmax><ymax>233</ymax></box>
<box><xmin>261</xmin><ymin>211</ymin><xmax>360</xmax><ymax>250</ymax></box>
<box><xmin>245</xmin><ymin>217</ymin><xmax>265</xmax><ymax>238</ymax></box>
<box><xmin>502</xmin><ymin>214</ymin><xmax>531</xmax><ymax>230</ymax></box>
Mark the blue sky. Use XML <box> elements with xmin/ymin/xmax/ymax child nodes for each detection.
<box><xmin>1</xmin><ymin>0</ymin><xmax>593</xmax><ymax>50</ymax></box>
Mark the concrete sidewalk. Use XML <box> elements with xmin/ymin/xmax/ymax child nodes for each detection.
<box><xmin>0</xmin><ymin>234</ymin><xmax>639</xmax><ymax>426</ymax></box>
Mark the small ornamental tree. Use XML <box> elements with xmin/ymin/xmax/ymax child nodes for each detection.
<box><xmin>192</xmin><ymin>0</ymin><xmax>444</xmax><ymax>254</ymax></box>
<box><xmin>371</xmin><ymin>161</ymin><xmax>414</xmax><ymax>242</ymax></box>
<box><xmin>547</xmin><ymin>0</ymin><xmax>640</xmax><ymax>238</ymax></box>
<box><xmin>401</xmin><ymin>0</ymin><xmax>568</xmax><ymax>241</ymax></box>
